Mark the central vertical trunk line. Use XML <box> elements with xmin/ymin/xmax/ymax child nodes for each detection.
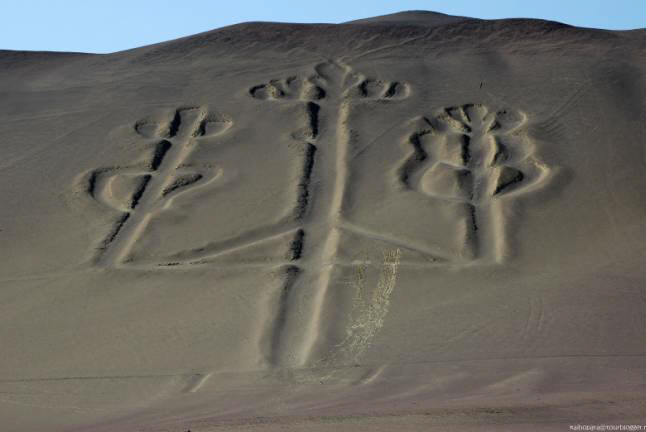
<box><xmin>296</xmin><ymin>97</ymin><xmax>351</xmax><ymax>366</ymax></box>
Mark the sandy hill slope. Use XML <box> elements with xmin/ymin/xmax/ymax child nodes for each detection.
<box><xmin>345</xmin><ymin>10</ymin><xmax>473</xmax><ymax>25</ymax></box>
<box><xmin>1</xmin><ymin>10</ymin><xmax>646</xmax><ymax>431</ymax></box>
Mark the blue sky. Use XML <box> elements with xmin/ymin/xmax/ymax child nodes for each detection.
<box><xmin>2</xmin><ymin>0</ymin><xmax>644</xmax><ymax>53</ymax></box>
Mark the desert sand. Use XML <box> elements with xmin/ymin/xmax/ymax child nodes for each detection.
<box><xmin>1</xmin><ymin>10</ymin><xmax>646</xmax><ymax>431</ymax></box>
